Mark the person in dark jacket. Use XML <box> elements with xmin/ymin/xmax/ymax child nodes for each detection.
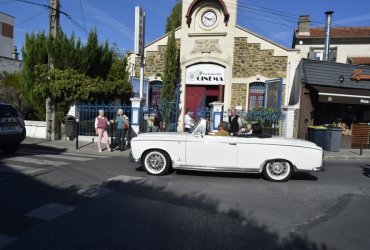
<box><xmin>228</xmin><ymin>108</ymin><xmax>242</xmax><ymax>136</ymax></box>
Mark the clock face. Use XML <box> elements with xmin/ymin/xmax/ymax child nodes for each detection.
<box><xmin>202</xmin><ymin>11</ymin><xmax>217</xmax><ymax>27</ymax></box>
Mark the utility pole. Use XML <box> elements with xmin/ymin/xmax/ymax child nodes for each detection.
<box><xmin>46</xmin><ymin>0</ymin><xmax>60</xmax><ymax>140</ymax></box>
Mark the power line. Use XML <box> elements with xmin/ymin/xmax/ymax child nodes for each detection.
<box><xmin>16</xmin><ymin>9</ymin><xmax>47</xmax><ymax>26</ymax></box>
<box><xmin>79</xmin><ymin>0</ymin><xmax>87</xmax><ymax>33</ymax></box>
<box><xmin>14</xmin><ymin>0</ymin><xmax>88</xmax><ymax>36</ymax></box>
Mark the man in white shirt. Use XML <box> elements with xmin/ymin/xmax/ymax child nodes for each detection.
<box><xmin>184</xmin><ymin>109</ymin><xmax>195</xmax><ymax>132</ymax></box>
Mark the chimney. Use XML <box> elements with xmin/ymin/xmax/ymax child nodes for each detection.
<box><xmin>323</xmin><ymin>11</ymin><xmax>334</xmax><ymax>61</ymax></box>
<box><xmin>297</xmin><ymin>15</ymin><xmax>311</xmax><ymax>35</ymax></box>
<box><xmin>12</xmin><ymin>46</ymin><xmax>19</xmax><ymax>60</ymax></box>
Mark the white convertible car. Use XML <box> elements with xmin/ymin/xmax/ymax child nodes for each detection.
<box><xmin>130</xmin><ymin>119</ymin><xmax>324</xmax><ymax>182</ymax></box>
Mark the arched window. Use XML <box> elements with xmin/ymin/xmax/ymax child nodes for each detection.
<box><xmin>248</xmin><ymin>82</ymin><xmax>265</xmax><ymax>111</ymax></box>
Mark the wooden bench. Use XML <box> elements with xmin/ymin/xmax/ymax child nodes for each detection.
<box><xmin>351</xmin><ymin>124</ymin><xmax>370</xmax><ymax>148</ymax></box>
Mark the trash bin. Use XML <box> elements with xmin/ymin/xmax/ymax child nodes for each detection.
<box><xmin>308</xmin><ymin>126</ymin><xmax>327</xmax><ymax>149</ymax></box>
<box><xmin>65</xmin><ymin>115</ymin><xmax>76</xmax><ymax>139</ymax></box>
<box><xmin>325</xmin><ymin>127</ymin><xmax>343</xmax><ymax>152</ymax></box>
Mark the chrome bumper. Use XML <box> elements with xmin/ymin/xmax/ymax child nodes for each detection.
<box><xmin>312</xmin><ymin>164</ymin><xmax>325</xmax><ymax>172</ymax></box>
<box><xmin>129</xmin><ymin>152</ymin><xmax>140</xmax><ymax>163</ymax></box>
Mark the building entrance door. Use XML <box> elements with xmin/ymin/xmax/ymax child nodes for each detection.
<box><xmin>185</xmin><ymin>85</ymin><xmax>223</xmax><ymax>118</ymax></box>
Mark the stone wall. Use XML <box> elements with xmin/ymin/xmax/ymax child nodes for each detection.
<box><xmin>232</xmin><ymin>37</ymin><xmax>287</xmax><ymax>78</ymax></box>
<box><xmin>135</xmin><ymin>39</ymin><xmax>181</xmax><ymax>78</ymax></box>
<box><xmin>231</xmin><ymin>83</ymin><xmax>248</xmax><ymax>107</ymax></box>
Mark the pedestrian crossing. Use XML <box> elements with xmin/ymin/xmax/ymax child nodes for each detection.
<box><xmin>0</xmin><ymin>151</ymin><xmax>109</xmax><ymax>176</ymax></box>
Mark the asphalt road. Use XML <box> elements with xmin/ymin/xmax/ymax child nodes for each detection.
<box><xmin>0</xmin><ymin>144</ymin><xmax>369</xmax><ymax>250</ymax></box>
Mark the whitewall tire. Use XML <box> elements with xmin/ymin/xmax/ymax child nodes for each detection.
<box><xmin>143</xmin><ymin>150</ymin><xmax>171</xmax><ymax>175</ymax></box>
<box><xmin>263</xmin><ymin>160</ymin><xmax>292</xmax><ymax>182</ymax></box>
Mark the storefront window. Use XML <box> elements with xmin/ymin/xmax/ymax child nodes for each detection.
<box><xmin>248</xmin><ymin>82</ymin><xmax>265</xmax><ymax>110</ymax></box>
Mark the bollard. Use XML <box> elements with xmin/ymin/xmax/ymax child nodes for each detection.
<box><xmin>75</xmin><ymin>119</ymin><xmax>79</xmax><ymax>150</ymax></box>
<box><xmin>360</xmin><ymin>131</ymin><xmax>363</xmax><ymax>156</ymax></box>
<box><xmin>110</xmin><ymin>123</ymin><xmax>114</xmax><ymax>149</ymax></box>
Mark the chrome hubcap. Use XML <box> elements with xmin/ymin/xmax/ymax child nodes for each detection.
<box><xmin>146</xmin><ymin>153</ymin><xmax>165</xmax><ymax>172</ymax></box>
<box><xmin>268</xmin><ymin>162</ymin><xmax>288</xmax><ymax>177</ymax></box>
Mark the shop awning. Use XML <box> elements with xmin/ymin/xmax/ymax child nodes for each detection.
<box><xmin>312</xmin><ymin>86</ymin><xmax>370</xmax><ymax>105</ymax></box>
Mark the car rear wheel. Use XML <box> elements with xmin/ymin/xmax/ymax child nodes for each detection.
<box><xmin>263</xmin><ymin>160</ymin><xmax>292</xmax><ymax>182</ymax></box>
<box><xmin>143</xmin><ymin>150</ymin><xmax>171</xmax><ymax>175</ymax></box>
<box><xmin>1</xmin><ymin>144</ymin><xmax>20</xmax><ymax>154</ymax></box>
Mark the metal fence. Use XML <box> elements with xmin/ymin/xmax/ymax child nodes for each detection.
<box><xmin>77</xmin><ymin>103</ymin><xmax>131</xmax><ymax>136</ymax></box>
<box><xmin>224</xmin><ymin>109</ymin><xmax>285</xmax><ymax>136</ymax></box>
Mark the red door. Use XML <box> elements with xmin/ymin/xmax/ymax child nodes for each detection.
<box><xmin>185</xmin><ymin>85</ymin><xmax>206</xmax><ymax>118</ymax></box>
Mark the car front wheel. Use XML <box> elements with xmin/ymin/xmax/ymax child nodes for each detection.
<box><xmin>263</xmin><ymin>160</ymin><xmax>292</xmax><ymax>182</ymax></box>
<box><xmin>143</xmin><ymin>150</ymin><xmax>171</xmax><ymax>175</ymax></box>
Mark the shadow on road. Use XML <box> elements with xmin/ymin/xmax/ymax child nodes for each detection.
<box><xmin>136</xmin><ymin>168</ymin><xmax>319</xmax><ymax>182</ymax></box>
<box><xmin>2</xmin><ymin>164</ymin><xmax>327</xmax><ymax>249</ymax></box>
<box><xmin>360</xmin><ymin>165</ymin><xmax>370</xmax><ymax>178</ymax></box>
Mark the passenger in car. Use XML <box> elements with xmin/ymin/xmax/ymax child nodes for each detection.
<box><xmin>214</xmin><ymin>121</ymin><xmax>230</xmax><ymax>136</ymax></box>
<box><xmin>237</xmin><ymin>123</ymin><xmax>272</xmax><ymax>138</ymax></box>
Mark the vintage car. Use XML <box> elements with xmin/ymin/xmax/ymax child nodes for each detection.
<box><xmin>130</xmin><ymin>119</ymin><xmax>324</xmax><ymax>182</ymax></box>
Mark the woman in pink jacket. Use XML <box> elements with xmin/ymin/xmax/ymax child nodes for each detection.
<box><xmin>95</xmin><ymin>109</ymin><xmax>112</xmax><ymax>152</ymax></box>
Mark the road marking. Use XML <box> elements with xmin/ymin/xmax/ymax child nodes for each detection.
<box><xmin>0</xmin><ymin>163</ymin><xmax>43</xmax><ymax>175</ymax></box>
<box><xmin>0</xmin><ymin>234</ymin><xmax>16</xmax><ymax>249</ymax></box>
<box><xmin>25</xmin><ymin>203</ymin><xmax>75</xmax><ymax>221</ymax></box>
<box><xmin>77</xmin><ymin>186</ymin><xmax>113</xmax><ymax>198</ymax></box>
<box><xmin>33</xmin><ymin>154</ymin><xmax>94</xmax><ymax>162</ymax></box>
<box><xmin>108</xmin><ymin>175</ymin><xmax>145</xmax><ymax>183</ymax></box>
<box><xmin>4</xmin><ymin>156</ymin><xmax>69</xmax><ymax>167</ymax></box>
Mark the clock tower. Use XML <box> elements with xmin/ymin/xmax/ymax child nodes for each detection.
<box><xmin>182</xmin><ymin>0</ymin><xmax>237</xmax><ymax>32</ymax></box>
<box><xmin>179</xmin><ymin>0</ymin><xmax>238</xmax><ymax>121</ymax></box>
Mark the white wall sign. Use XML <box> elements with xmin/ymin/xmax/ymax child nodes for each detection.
<box><xmin>186</xmin><ymin>64</ymin><xmax>225</xmax><ymax>85</ymax></box>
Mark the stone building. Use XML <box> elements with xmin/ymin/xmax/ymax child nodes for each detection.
<box><xmin>134</xmin><ymin>0</ymin><xmax>300</xmax><ymax>131</ymax></box>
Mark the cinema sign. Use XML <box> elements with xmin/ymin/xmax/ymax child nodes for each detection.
<box><xmin>186</xmin><ymin>64</ymin><xmax>225</xmax><ymax>85</ymax></box>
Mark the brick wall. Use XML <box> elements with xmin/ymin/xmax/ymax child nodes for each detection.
<box><xmin>135</xmin><ymin>39</ymin><xmax>181</xmax><ymax>78</ymax></box>
<box><xmin>231</xmin><ymin>83</ymin><xmax>248</xmax><ymax>107</ymax></box>
<box><xmin>232</xmin><ymin>37</ymin><xmax>287</xmax><ymax>78</ymax></box>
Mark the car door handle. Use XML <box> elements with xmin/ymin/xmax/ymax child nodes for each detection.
<box><xmin>229</xmin><ymin>142</ymin><xmax>237</xmax><ymax>145</ymax></box>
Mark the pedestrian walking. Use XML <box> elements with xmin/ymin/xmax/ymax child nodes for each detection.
<box><xmin>112</xmin><ymin>109</ymin><xmax>130</xmax><ymax>151</ymax></box>
<box><xmin>95</xmin><ymin>109</ymin><xmax>112</xmax><ymax>153</ymax></box>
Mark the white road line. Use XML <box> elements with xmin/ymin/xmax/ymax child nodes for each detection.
<box><xmin>0</xmin><ymin>234</ymin><xmax>17</xmax><ymax>249</ymax></box>
<box><xmin>33</xmin><ymin>154</ymin><xmax>94</xmax><ymax>162</ymax></box>
<box><xmin>4</xmin><ymin>156</ymin><xmax>68</xmax><ymax>167</ymax></box>
<box><xmin>108</xmin><ymin>175</ymin><xmax>145</xmax><ymax>183</ymax></box>
<box><xmin>25</xmin><ymin>203</ymin><xmax>75</xmax><ymax>221</ymax></box>
<box><xmin>77</xmin><ymin>186</ymin><xmax>113</xmax><ymax>198</ymax></box>
<box><xmin>0</xmin><ymin>164</ymin><xmax>43</xmax><ymax>175</ymax></box>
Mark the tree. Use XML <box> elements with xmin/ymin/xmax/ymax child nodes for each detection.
<box><xmin>21</xmin><ymin>32</ymin><xmax>49</xmax><ymax>119</ymax></box>
<box><xmin>0</xmin><ymin>71</ymin><xmax>22</xmax><ymax>110</ymax></box>
<box><xmin>20</xmin><ymin>30</ymin><xmax>125</xmax><ymax>120</ymax></box>
<box><xmin>165</xmin><ymin>1</ymin><xmax>182</xmax><ymax>33</ymax></box>
<box><xmin>160</xmin><ymin>30</ymin><xmax>179</xmax><ymax>126</ymax></box>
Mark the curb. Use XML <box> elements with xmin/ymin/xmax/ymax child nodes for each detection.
<box><xmin>324</xmin><ymin>156</ymin><xmax>370</xmax><ymax>160</ymax></box>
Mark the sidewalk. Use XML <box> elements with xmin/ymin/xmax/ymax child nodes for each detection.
<box><xmin>21</xmin><ymin>137</ymin><xmax>131</xmax><ymax>157</ymax></box>
<box><xmin>21</xmin><ymin>137</ymin><xmax>370</xmax><ymax>160</ymax></box>
<box><xmin>324</xmin><ymin>149</ymin><xmax>370</xmax><ymax>160</ymax></box>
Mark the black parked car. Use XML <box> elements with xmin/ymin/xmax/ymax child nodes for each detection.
<box><xmin>0</xmin><ymin>103</ymin><xmax>26</xmax><ymax>154</ymax></box>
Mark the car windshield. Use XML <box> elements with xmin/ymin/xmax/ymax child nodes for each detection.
<box><xmin>189</xmin><ymin>119</ymin><xmax>203</xmax><ymax>134</ymax></box>
<box><xmin>0</xmin><ymin>105</ymin><xmax>18</xmax><ymax>118</ymax></box>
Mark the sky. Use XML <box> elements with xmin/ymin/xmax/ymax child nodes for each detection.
<box><xmin>1</xmin><ymin>0</ymin><xmax>370</xmax><ymax>57</ymax></box>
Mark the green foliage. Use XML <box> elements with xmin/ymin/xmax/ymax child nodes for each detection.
<box><xmin>0</xmin><ymin>71</ymin><xmax>22</xmax><ymax>109</ymax></box>
<box><xmin>165</xmin><ymin>1</ymin><xmax>182</xmax><ymax>33</ymax></box>
<box><xmin>160</xmin><ymin>30</ymin><xmax>179</xmax><ymax>123</ymax></box>
<box><xmin>20</xmin><ymin>30</ymin><xmax>129</xmax><ymax>121</ymax></box>
<box><xmin>21</xmin><ymin>32</ymin><xmax>49</xmax><ymax>119</ymax></box>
